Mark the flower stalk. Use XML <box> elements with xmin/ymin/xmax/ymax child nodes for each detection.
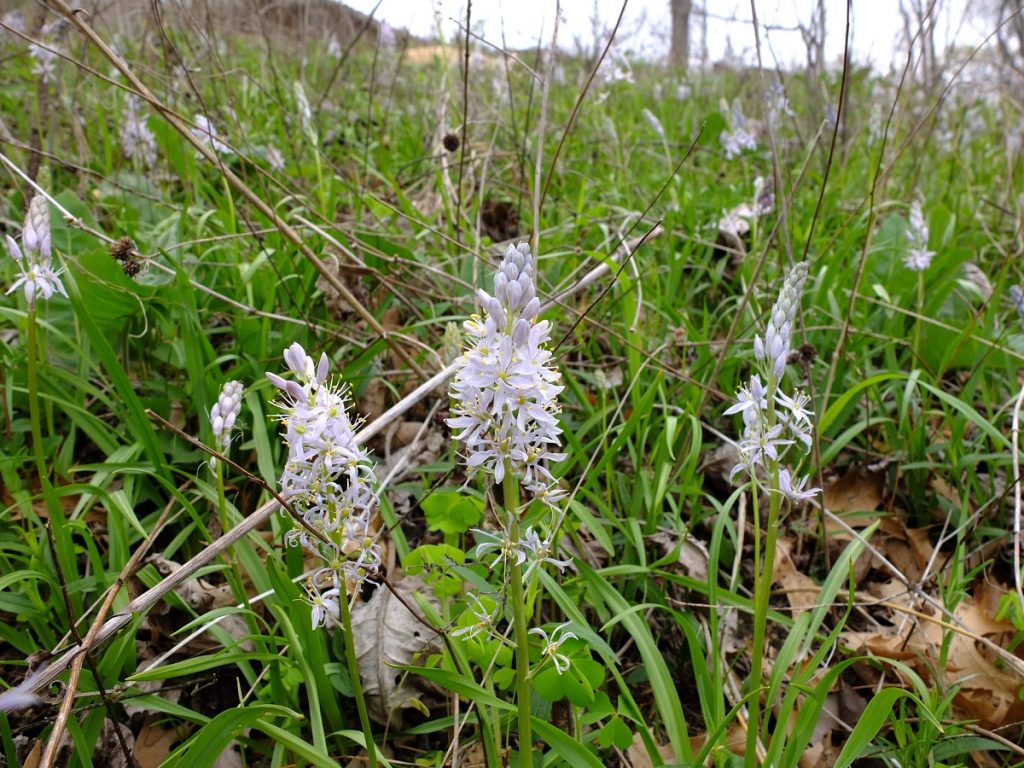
<box><xmin>338</xmin><ymin>583</ymin><xmax>378</xmax><ymax>768</ymax></box>
<box><xmin>447</xmin><ymin>243</ymin><xmax>571</xmax><ymax>765</ymax></box>
<box><xmin>504</xmin><ymin>467</ymin><xmax>533</xmax><ymax>768</ymax></box>
<box><xmin>267</xmin><ymin>343</ymin><xmax>384</xmax><ymax>763</ymax></box>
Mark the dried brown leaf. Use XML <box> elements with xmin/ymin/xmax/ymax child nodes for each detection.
<box><xmin>350</xmin><ymin>575</ymin><xmax>443</xmax><ymax>726</ymax></box>
<box><xmin>625</xmin><ymin>732</ymin><xmax>677</xmax><ymax>768</ymax></box>
<box><xmin>843</xmin><ymin>584</ymin><xmax>1024</xmax><ymax>728</ymax></box>
<box><xmin>774</xmin><ymin>539</ymin><xmax>819</xmax><ymax>618</ymax></box>
<box><xmin>648</xmin><ymin>531</ymin><xmax>709</xmax><ymax>582</ymax></box>
<box><xmin>824</xmin><ymin>467</ymin><xmax>885</xmax><ymax>535</ymax></box>
<box><xmin>134</xmin><ymin>715</ymin><xmax>189</xmax><ymax>768</ymax></box>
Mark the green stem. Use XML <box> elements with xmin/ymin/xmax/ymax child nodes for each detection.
<box><xmin>745</xmin><ymin>373</ymin><xmax>784</xmax><ymax>762</ymax></box>
<box><xmin>27</xmin><ymin>306</ymin><xmax>73</xmax><ymax>599</ymax></box>
<box><xmin>504</xmin><ymin>467</ymin><xmax>533</xmax><ymax>768</ymax></box>
<box><xmin>914</xmin><ymin>271</ymin><xmax>924</xmax><ymax>361</ymax></box>
<box><xmin>215</xmin><ymin>463</ymin><xmax>230</xmax><ymax>540</ymax></box>
<box><xmin>744</xmin><ymin>472</ymin><xmax>763</xmax><ymax>763</ymax></box>
<box><xmin>338</xmin><ymin>587</ymin><xmax>378</xmax><ymax>768</ymax></box>
<box><xmin>26</xmin><ymin>307</ymin><xmax>47</xmax><ymax>491</ymax></box>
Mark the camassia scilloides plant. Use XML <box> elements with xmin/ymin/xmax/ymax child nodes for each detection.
<box><xmin>263</xmin><ymin>244</ymin><xmax>581</xmax><ymax>766</ymax></box>
<box><xmin>446</xmin><ymin>242</ymin><xmax>577</xmax><ymax>768</ymax></box>
<box><xmin>723</xmin><ymin>261</ymin><xmax>821</xmax><ymax>759</ymax></box>
<box><xmin>266</xmin><ymin>343</ymin><xmax>384</xmax><ymax>766</ymax></box>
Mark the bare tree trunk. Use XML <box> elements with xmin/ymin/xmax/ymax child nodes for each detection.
<box><xmin>670</xmin><ymin>0</ymin><xmax>692</xmax><ymax>71</ymax></box>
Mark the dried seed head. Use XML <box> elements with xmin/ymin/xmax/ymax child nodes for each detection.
<box><xmin>443</xmin><ymin>132</ymin><xmax>459</xmax><ymax>152</ymax></box>
<box><xmin>123</xmin><ymin>260</ymin><xmax>141</xmax><ymax>278</ymax></box>
<box><xmin>111</xmin><ymin>236</ymin><xmax>136</xmax><ymax>262</ymax></box>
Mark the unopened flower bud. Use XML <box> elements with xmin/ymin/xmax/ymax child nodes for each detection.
<box><xmin>24</xmin><ymin>195</ymin><xmax>51</xmax><ymax>259</ymax></box>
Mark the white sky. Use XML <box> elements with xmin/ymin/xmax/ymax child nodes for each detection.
<box><xmin>341</xmin><ymin>0</ymin><xmax>991</xmax><ymax>72</ymax></box>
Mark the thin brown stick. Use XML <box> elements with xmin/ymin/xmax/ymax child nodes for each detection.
<box><xmin>39</xmin><ymin>489</ymin><xmax>180</xmax><ymax>762</ymax></box>
<box><xmin>823</xmin><ymin>508</ymin><xmax>1024</xmax><ymax>678</ymax></box>
<box><xmin>536</xmin><ymin>0</ymin><xmax>625</xmax><ymax>218</ymax></box>
<box><xmin>454</xmin><ymin>0</ymin><xmax>471</xmax><ymax>245</ymax></box>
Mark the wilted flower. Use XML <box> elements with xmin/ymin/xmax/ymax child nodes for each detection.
<box><xmin>452</xmin><ymin>593</ymin><xmax>498</xmax><ymax>641</ymax></box>
<box><xmin>904</xmin><ymin>200</ymin><xmax>934</xmax><ymax>271</ymax></box>
<box><xmin>267</xmin><ymin>343</ymin><xmax>382</xmax><ymax>626</ymax></box>
<box><xmin>120</xmin><ymin>97</ymin><xmax>157</xmax><ymax>167</ymax></box>
<box><xmin>529</xmin><ymin>622</ymin><xmax>576</xmax><ymax>674</ymax></box>
<box><xmin>447</xmin><ymin>242</ymin><xmax>566</xmax><ymax>504</ymax></box>
<box><xmin>6</xmin><ymin>195</ymin><xmax>66</xmax><ymax>306</ymax></box>
<box><xmin>209</xmin><ymin>380</ymin><xmax>243</xmax><ymax>470</ymax></box>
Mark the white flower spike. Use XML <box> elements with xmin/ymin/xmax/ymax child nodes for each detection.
<box><xmin>6</xmin><ymin>195</ymin><xmax>66</xmax><ymax>307</ymax></box>
<box><xmin>209</xmin><ymin>380</ymin><xmax>243</xmax><ymax>470</ymax></box>
<box><xmin>448</xmin><ymin>242</ymin><xmax>566</xmax><ymax>505</ymax></box>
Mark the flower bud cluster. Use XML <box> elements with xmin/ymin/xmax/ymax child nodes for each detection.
<box><xmin>904</xmin><ymin>200</ymin><xmax>934</xmax><ymax>271</ymax></box>
<box><xmin>121</xmin><ymin>98</ymin><xmax>157</xmax><ymax>168</ymax></box>
<box><xmin>727</xmin><ymin>262</ymin><xmax>819</xmax><ymax>502</ymax></box>
<box><xmin>209</xmin><ymin>380</ymin><xmax>243</xmax><ymax>470</ymax></box>
<box><xmin>267</xmin><ymin>343</ymin><xmax>381</xmax><ymax>628</ymax></box>
<box><xmin>292</xmin><ymin>81</ymin><xmax>317</xmax><ymax>145</ymax></box>
<box><xmin>754</xmin><ymin>261</ymin><xmax>808</xmax><ymax>378</ymax></box>
<box><xmin>5</xmin><ymin>195</ymin><xmax>66</xmax><ymax>306</ymax></box>
<box><xmin>447</xmin><ymin>243</ymin><xmax>566</xmax><ymax>505</ymax></box>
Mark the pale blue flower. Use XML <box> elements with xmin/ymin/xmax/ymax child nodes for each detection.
<box><xmin>529</xmin><ymin>622</ymin><xmax>577</xmax><ymax>674</ymax></box>
<box><xmin>5</xmin><ymin>196</ymin><xmax>66</xmax><ymax>307</ymax></box>
<box><xmin>268</xmin><ymin>343</ymin><xmax>380</xmax><ymax>625</ymax></box>
<box><xmin>448</xmin><ymin>243</ymin><xmax>565</xmax><ymax>504</ymax></box>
